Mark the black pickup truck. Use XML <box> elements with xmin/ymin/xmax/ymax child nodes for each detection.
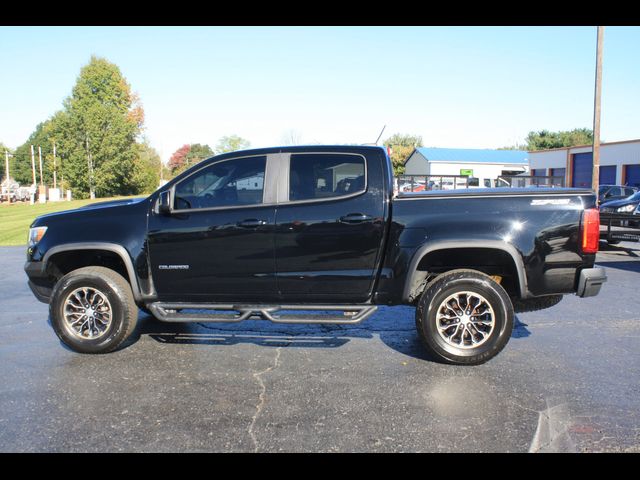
<box><xmin>24</xmin><ymin>146</ymin><xmax>607</xmax><ymax>364</ymax></box>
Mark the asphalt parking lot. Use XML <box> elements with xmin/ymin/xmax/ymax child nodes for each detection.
<box><xmin>1</xmin><ymin>243</ymin><xmax>639</xmax><ymax>453</ymax></box>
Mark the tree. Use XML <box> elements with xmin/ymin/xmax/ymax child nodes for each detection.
<box><xmin>281</xmin><ymin>129</ymin><xmax>304</xmax><ymax>146</ymax></box>
<box><xmin>132</xmin><ymin>140</ymin><xmax>163</xmax><ymax>194</ymax></box>
<box><xmin>12</xmin><ymin>118</ymin><xmax>60</xmax><ymax>186</ymax></box>
<box><xmin>215</xmin><ymin>135</ymin><xmax>251</xmax><ymax>154</ymax></box>
<box><xmin>383</xmin><ymin>133</ymin><xmax>423</xmax><ymax>175</ymax></box>
<box><xmin>168</xmin><ymin>144</ymin><xmax>191</xmax><ymax>173</ymax></box>
<box><xmin>185</xmin><ymin>143</ymin><xmax>214</xmax><ymax>166</ymax></box>
<box><xmin>525</xmin><ymin>128</ymin><xmax>593</xmax><ymax>151</ymax></box>
<box><xmin>42</xmin><ymin>111</ymin><xmax>70</xmax><ymax>191</ymax></box>
<box><xmin>168</xmin><ymin>143</ymin><xmax>214</xmax><ymax>177</ymax></box>
<box><xmin>9</xmin><ymin>57</ymin><xmax>160</xmax><ymax>197</ymax></box>
<box><xmin>55</xmin><ymin>56</ymin><xmax>144</xmax><ymax>198</ymax></box>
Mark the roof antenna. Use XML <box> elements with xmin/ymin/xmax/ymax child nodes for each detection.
<box><xmin>374</xmin><ymin>125</ymin><xmax>386</xmax><ymax>145</ymax></box>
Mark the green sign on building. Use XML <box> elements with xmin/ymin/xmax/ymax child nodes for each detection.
<box><xmin>460</xmin><ymin>169</ymin><xmax>474</xmax><ymax>176</ymax></box>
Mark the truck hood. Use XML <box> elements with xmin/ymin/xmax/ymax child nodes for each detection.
<box><xmin>79</xmin><ymin>197</ymin><xmax>146</xmax><ymax>210</ymax></box>
<box><xmin>31</xmin><ymin>197</ymin><xmax>148</xmax><ymax>226</ymax></box>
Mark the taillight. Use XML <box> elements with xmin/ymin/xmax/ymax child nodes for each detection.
<box><xmin>581</xmin><ymin>208</ymin><xmax>600</xmax><ymax>254</ymax></box>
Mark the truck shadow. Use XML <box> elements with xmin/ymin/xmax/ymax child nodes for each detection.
<box><xmin>131</xmin><ymin>307</ymin><xmax>531</xmax><ymax>362</ymax></box>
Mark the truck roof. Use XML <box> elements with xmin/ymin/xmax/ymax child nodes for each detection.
<box><xmin>212</xmin><ymin>145</ymin><xmax>387</xmax><ymax>157</ymax></box>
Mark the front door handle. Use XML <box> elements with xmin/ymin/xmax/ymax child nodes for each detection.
<box><xmin>237</xmin><ymin>219</ymin><xmax>267</xmax><ymax>228</ymax></box>
<box><xmin>339</xmin><ymin>213</ymin><xmax>373</xmax><ymax>224</ymax></box>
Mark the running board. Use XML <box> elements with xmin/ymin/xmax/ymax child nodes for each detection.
<box><xmin>147</xmin><ymin>303</ymin><xmax>378</xmax><ymax>325</ymax></box>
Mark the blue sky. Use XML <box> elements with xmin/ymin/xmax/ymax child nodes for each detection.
<box><xmin>1</xmin><ymin>26</ymin><xmax>639</xmax><ymax>162</ymax></box>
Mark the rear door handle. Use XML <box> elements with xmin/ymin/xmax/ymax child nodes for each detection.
<box><xmin>237</xmin><ymin>219</ymin><xmax>267</xmax><ymax>228</ymax></box>
<box><xmin>339</xmin><ymin>213</ymin><xmax>373</xmax><ymax>224</ymax></box>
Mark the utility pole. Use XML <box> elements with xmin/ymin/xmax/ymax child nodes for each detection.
<box><xmin>4</xmin><ymin>150</ymin><xmax>9</xmax><ymax>183</ymax></box>
<box><xmin>53</xmin><ymin>142</ymin><xmax>57</xmax><ymax>189</ymax></box>
<box><xmin>30</xmin><ymin>145</ymin><xmax>37</xmax><ymax>186</ymax></box>
<box><xmin>592</xmin><ymin>26</ymin><xmax>605</xmax><ymax>191</ymax></box>
<box><xmin>38</xmin><ymin>146</ymin><xmax>44</xmax><ymax>187</ymax></box>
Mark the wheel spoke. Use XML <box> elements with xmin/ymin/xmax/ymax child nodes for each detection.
<box><xmin>445</xmin><ymin>323</ymin><xmax>460</xmax><ymax>343</ymax></box>
<box><xmin>467</xmin><ymin>296</ymin><xmax>481</xmax><ymax>315</ymax></box>
<box><xmin>450</xmin><ymin>298</ymin><xmax>463</xmax><ymax>312</ymax></box>
<box><xmin>467</xmin><ymin>323</ymin><xmax>485</xmax><ymax>343</ymax></box>
<box><xmin>69</xmin><ymin>315</ymin><xmax>86</xmax><ymax>327</ymax></box>
<box><xmin>443</xmin><ymin>304</ymin><xmax>459</xmax><ymax>316</ymax></box>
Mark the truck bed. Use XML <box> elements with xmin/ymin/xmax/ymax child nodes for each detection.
<box><xmin>396</xmin><ymin>187</ymin><xmax>593</xmax><ymax>199</ymax></box>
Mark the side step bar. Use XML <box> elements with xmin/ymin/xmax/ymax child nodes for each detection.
<box><xmin>147</xmin><ymin>303</ymin><xmax>378</xmax><ymax>325</ymax></box>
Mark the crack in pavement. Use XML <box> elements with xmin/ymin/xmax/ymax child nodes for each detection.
<box><xmin>247</xmin><ymin>346</ymin><xmax>284</xmax><ymax>453</ymax></box>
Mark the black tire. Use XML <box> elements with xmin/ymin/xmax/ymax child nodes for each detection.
<box><xmin>416</xmin><ymin>269</ymin><xmax>514</xmax><ymax>365</ymax></box>
<box><xmin>49</xmin><ymin>266</ymin><xmax>138</xmax><ymax>354</ymax></box>
<box><xmin>512</xmin><ymin>294</ymin><xmax>562</xmax><ymax>313</ymax></box>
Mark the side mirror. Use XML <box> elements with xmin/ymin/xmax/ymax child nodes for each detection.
<box><xmin>158</xmin><ymin>190</ymin><xmax>172</xmax><ymax>215</ymax></box>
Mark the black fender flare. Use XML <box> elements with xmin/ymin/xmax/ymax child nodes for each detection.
<box><xmin>402</xmin><ymin>240</ymin><xmax>530</xmax><ymax>302</ymax></box>
<box><xmin>42</xmin><ymin>242</ymin><xmax>146</xmax><ymax>301</ymax></box>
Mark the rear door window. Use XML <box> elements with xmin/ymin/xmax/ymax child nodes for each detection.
<box><xmin>289</xmin><ymin>153</ymin><xmax>365</xmax><ymax>201</ymax></box>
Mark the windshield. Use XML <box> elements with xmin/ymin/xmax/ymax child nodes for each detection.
<box><xmin>627</xmin><ymin>191</ymin><xmax>640</xmax><ymax>202</ymax></box>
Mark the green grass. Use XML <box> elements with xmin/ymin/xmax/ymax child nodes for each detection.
<box><xmin>0</xmin><ymin>196</ymin><xmax>139</xmax><ymax>246</ymax></box>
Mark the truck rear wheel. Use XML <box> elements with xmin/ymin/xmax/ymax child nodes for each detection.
<box><xmin>49</xmin><ymin>266</ymin><xmax>138</xmax><ymax>354</ymax></box>
<box><xmin>416</xmin><ymin>269</ymin><xmax>514</xmax><ymax>365</ymax></box>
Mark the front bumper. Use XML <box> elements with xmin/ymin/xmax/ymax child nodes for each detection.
<box><xmin>24</xmin><ymin>261</ymin><xmax>52</xmax><ymax>304</ymax></box>
<box><xmin>576</xmin><ymin>267</ymin><xmax>607</xmax><ymax>298</ymax></box>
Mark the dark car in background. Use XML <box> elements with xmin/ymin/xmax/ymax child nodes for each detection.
<box><xmin>600</xmin><ymin>190</ymin><xmax>640</xmax><ymax>222</ymax></box>
<box><xmin>599</xmin><ymin>190</ymin><xmax>640</xmax><ymax>244</ymax></box>
<box><xmin>598</xmin><ymin>185</ymin><xmax>637</xmax><ymax>204</ymax></box>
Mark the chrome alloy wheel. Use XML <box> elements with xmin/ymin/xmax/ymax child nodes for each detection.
<box><xmin>435</xmin><ymin>291</ymin><xmax>495</xmax><ymax>349</ymax></box>
<box><xmin>62</xmin><ymin>287</ymin><xmax>113</xmax><ymax>340</ymax></box>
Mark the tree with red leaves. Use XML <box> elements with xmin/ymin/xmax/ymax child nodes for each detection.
<box><xmin>168</xmin><ymin>144</ymin><xmax>191</xmax><ymax>172</ymax></box>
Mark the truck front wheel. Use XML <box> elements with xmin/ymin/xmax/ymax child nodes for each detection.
<box><xmin>416</xmin><ymin>269</ymin><xmax>514</xmax><ymax>365</ymax></box>
<box><xmin>49</xmin><ymin>267</ymin><xmax>138</xmax><ymax>354</ymax></box>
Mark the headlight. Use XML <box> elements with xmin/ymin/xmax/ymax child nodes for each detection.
<box><xmin>616</xmin><ymin>204</ymin><xmax>636</xmax><ymax>213</ymax></box>
<box><xmin>28</xmin><ymin>226</ymin><xmax>48</xmax><ymax>247</ymax></box>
